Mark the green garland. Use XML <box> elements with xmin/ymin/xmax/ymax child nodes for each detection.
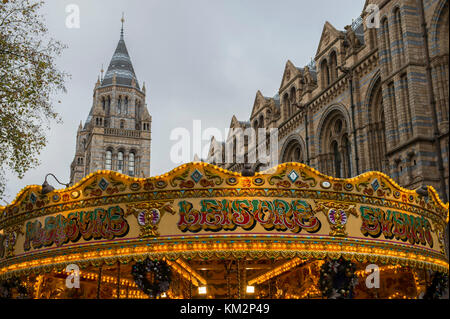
<box><xmin>0</xmin><ymin>277</ymin><xmax>30</xmax><ymax>299</ymax></box>
<box><xmin>319</xmin><ymin>257</ymin><xmax>358</xmax><ymax>299</ymax></box>
<box><xmin>423</xmin><ymin>271</ymin><xmax>449</xmax><ymax>299</ymax></box>
<box><xmin>131</xmin><ymin>258</ymin><xmax>172</xmax><ymax>298</ymax></box>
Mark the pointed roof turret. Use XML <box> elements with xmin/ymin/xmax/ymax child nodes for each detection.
<box><xmin>101</xmin><ymin>14</ymin><xmax>140</xmax><ymax>89</ymax></box>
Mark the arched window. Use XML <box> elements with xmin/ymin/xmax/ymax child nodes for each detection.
<box><xmin>136</xmin><ymin>100</ymin><xmax>141</xmax><ymax>120</ymax></box>
<box><xmin>283</xmin><ymin>93</ymin><xmax>290</xmax><ymax>118</ymax></box>
<box><xmin>105</xmin><ymin>150</ymin><xmax>112</xmax><ymax>170</ymax></box>
<box><xmin>120</xmin><ymin>120</ymin><xmax>125</xmax><ymax>129</ymax></box>
<box><xmin>382</xmin><ymin>17</ymin><xmax>392</xmax><ymax>72</ymax></box>
<box><xmin>107</xmin><ymin>96</ymin><xmax>111</xmax><ymax>114</ymax></box>
<box><xmin>343</xmin><ymin>135</ymin><xmax>352</xmax><ymax>178</ymax></box>
<box><xmin>290</xmin><ymin>86</ymin><xmax>296</xmax><ymax>116</ymax></box>
<box><xmin>117</xmin><ymin>151</ymin><xmax>124</xmax><ymax>173</ymax></box>
<box><xmin>332</xmin><ymin>141</ymin><xmax>341</xmax><ymax>178</ymax></box>
<box><xmin>102</xmin><ymin>97</ymin><xmax>106</xmax><ymax>110</ymax></box>
<box><xmin>124</xmin><ymin>96</ymin><xmax>129</xmax><ymax>114</ymax></box>
<box><xmin>321</xmin><ymin>59</ymin><xmax>330</xmax><ymax>89</ymax></box>
<box><xmin>281</xmin><ymin>139</ymin><xmax>303</xmax><ymax>163</ymax></box>
<box><xmin>394</xmin><ymin>8</ymin><xmax>404</xmax><ymax>65</ymax></box>
<box><xmin>117</xmin><ymin>96</ymin><xmax>122</xmax><ymax>114</ymax></box>
<box><xmin>128</xmin><ymin>152</ymin><xmax>135</xmax><ymax>176</ymax></box>
<box><xmin>267</xmin><ymin>109</ymin><xmax>272</xmax><ymax>122</ymax></box>
<box><xmin>259</xmin><ymin>114</ymin><xmax>264</xmax><ymax>128</ymax></box>
<box><xmin>318</xmin><ymin>110</ymin><xmax>351</xmax><ymax>177</ymax></box>
<box><xmin>329</xmin><ymin>51</ymin><xmax>338</xmax><ymax>82</ymax></box>
<box><xmin>368</xmin><ymin>78</ymin><xmax>387</xmax><ymax>172</ymax></box>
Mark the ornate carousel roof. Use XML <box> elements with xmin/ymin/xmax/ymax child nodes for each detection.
<box><xmin>0</xmin><ymin>162</ymin><xmax>448</xmax><ymax>280</ymax></box>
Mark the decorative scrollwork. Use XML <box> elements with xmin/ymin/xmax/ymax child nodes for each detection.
<box><xmin>203</xmin><ymin>168</ymin><xmax>224</xmax><ymax>185</ymax></box>
<box><xmin>170</xmin><ymin>168</ymin><xmax>190</xmax><ymax>187</ymax></box>
<box><xmin>269</xmin><ymin>168</ymin><xmax>287</xmax><ymax>185</ymax></box>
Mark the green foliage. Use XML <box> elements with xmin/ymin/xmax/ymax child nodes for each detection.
<box><xmin>424</xmin><ymin>271</ymin><xmax>449</xmax><ymax>299</ymax></box>
<box><xmin>319</xmin><ymin>256</ymin><xmax>358</xmax><ymax>299</ymax></box>
<box><xmin>0</xmin><ymin>0</ymin><xmax>69</xmax><ymax>200</ymax></box>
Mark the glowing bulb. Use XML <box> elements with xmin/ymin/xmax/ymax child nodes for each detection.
<box><xmin>246</xmin><ymin>286</ymin><xmax>255</xmax><ymax>294</ymax></box>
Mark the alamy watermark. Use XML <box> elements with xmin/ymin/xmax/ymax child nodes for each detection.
<box><xmin>65</xmin><ymin>263</ymin><xmax>80</xmax><ymax>288</ymax></box>
<box><xmin>65</xmin><ymin>4</ymin><xmax>80</xmax><ymax>29</ymax></box>
<box><xmin>365</xmin><ymin>264</ymin><xmax>380</xmax><ymax>289</ymax></box>
<box><xmin>365</xmin><ymin>4</ymin><xmax>381</xmax><ymax>29</ymax></box>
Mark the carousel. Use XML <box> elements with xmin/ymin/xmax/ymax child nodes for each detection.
<box><xmin>0</xmin><ymin>162</ymin><xmax>448</xmax><ymax>299</ymax></box>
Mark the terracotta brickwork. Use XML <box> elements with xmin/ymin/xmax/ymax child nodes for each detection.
<box><xmin>208</xmin><ymin>0</ymin><xmax>449</xmax><ymax>199</ymax></box>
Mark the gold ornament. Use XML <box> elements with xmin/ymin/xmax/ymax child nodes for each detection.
<box><xmin>126</xmin><ymin>201</ymin><xmax>175</xmax><ymax>237</ymax></box>
<box><xmin>314</xmin><ymin>200</ymin><xmax>358</xmax><ymax>236</ymax></box>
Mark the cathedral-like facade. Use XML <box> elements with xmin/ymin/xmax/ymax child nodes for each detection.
<box><xmin>207</xmin><ymin>0</ymin><xmax>449</xmax><ymax>200</ymax></box>
<box><xmin>70</xmin><ymin>23</ymin><xmax>152</xmax><ymax>185</ymax></box>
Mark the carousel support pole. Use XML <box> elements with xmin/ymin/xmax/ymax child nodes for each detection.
<box><xmin>178</xmin><ymin>271</ymin><xmax>182</xmax><ymax>298</ymax></box>
<box><xmin>269</xmin><ymin>259</ymin><xmax>274</xmax><ymax>299</ymax></box>
<box><xmin>117</xmin><ymin>261</ymin><xmax>121</xmax><ymax>299</ymax></box>
<box><xmin>237</xmin><ymin>259</ymin><xmax>241</xmax><ymax>299</ymax></box>
<box><xmin>96</xmin><ymin>266</ymin><xmax>103</xmax><ymax>299</ymax></box>
<box><xmin>225</xmin><ymin>261</ymin><xmax>232</xmax><ymax>299</ymax></box>
<box><xmin>189</xmin><ymin>272</ymin><xmax>192</xmax><ymax>299</ymax></box>
<box><xmin>242</xmin><ymin>259</ymin><xmax>247</xmax><ymax>299</ymax></box>
<box><xmin>126</xmin><ymin>283</ymin><xmax>129</xmax><ymax>299</ymax></box>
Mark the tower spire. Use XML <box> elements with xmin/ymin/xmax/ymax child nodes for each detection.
<box><xmin>120</xmin><ymin>13</ymin><xmax>124</xmax><ymax>40</ymax></box>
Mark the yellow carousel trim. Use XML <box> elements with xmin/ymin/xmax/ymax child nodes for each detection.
<box><xmin>1</xmin><ymin>162</ymin><xmax>448</xmax><ymax>214</ymax></box>
<box><xmin>0</xmin><ymin>162</ymin><xmax>448</xmax><ymax>284</ymax></box>
<box><xmin>1</xmin><ymin>234</ymin><xmax>448</xmax><ymax>280</ymax></box>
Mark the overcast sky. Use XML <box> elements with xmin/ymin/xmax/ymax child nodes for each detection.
<box><xmin>3</xmin><ymin>0</ymin><xmax>364</xmax><ymax>204</ymax></box>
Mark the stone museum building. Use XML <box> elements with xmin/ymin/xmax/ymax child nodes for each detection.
<box><xmin>70</xmin><ymin>22</ymin><xmax>152</xmax><ymax>185</ymax></box>
<box><xmin>207</xmin><ymin>0</ymin><xmax>449</xmax><ymax>200</ymax></box>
